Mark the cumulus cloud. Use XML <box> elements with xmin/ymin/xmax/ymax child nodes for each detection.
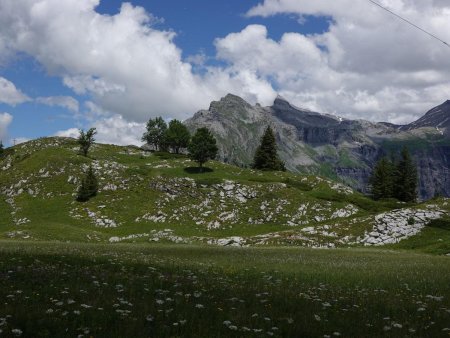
<box><xmin>56</xmin><ymin>115</ymin><xmax>145</xmax><ymax>146</ymax></box>
<box><xmin>243</xmin><ymin>0</ymin><xmax>450</xmax><ymax>122</ymax></box>
<box><xmin>0</xmin><ymin>112</ymin><xmax>13</xmax><ymax>141</ymax></box>
<box><xmin>36</xmin><ymin>96</ymin><xmax>79</xmax><ymax>112</ymax></box>
<box><xmin>0</xmin><ymin>77</ymin><xmax>30</xmax><ymax>105</ymax></box>
<box><xmin>54</xmin><ymin>128</ymin><xmax>80</xmax><ymax>139</ymax></box>
<box><xmin>0</xmin><ymin>0</ymin><xmax>274</xmax><ymax>123</ymax></box>
<box><xmin>0</xmin><ymin>0</ymin><xmax>449</xmax><ymax>135</ymax></box>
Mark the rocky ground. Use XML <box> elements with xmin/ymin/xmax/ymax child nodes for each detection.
<box><xmin>0</xmin><ymin>137</ymin><xmax>449</xmax><ymax>252</ymax></box>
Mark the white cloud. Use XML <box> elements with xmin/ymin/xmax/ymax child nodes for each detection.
<box><xmin>56</xmin><ymin>115</ymin><xmax>145</xmax><ymax>146</ymax></box>
<box><xmin>0</xmin><ymin>77</ymin><xmax>29</xmax><ymax>105</ymax></box>
<box><xmin>242</xmin><ymin>0</ymin><xmax>450</xmax><ymax>122</ymax></box>
<box><xmin>13</xmin><ymin>137</ymin><xmax>30</xmax><ymax>145</ymax></box>
<box><xmin>55</xmin><ymin>128</ymin><xmax>80</xmax><ymax>139</ymax></box>
<box><xmin>36</xmin><ymin>96</ymin><xmax>79</xmax><ymax>112</ymax></box>
<box><xmin>0</xmin><ymin>112</ymin><xmax>13</xmax><ymax>141</ymax></box>
<box><xmin>93</xmin><ymin>115</ymin><xmax>146</xmax><ymax>146</ymax></box>
<box><xmin>0</xmin><ymin>0</ymin><xmax>448</xmax><ymax>133</ymax></box>
<box><xmin>0</xmin><ymin>0</ymin><xmax>274</xmax><ymax>123</ymax></box>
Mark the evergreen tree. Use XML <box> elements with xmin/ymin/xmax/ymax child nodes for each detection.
<box><xmin>394</xmin><ymin>146</ymin><xmax>417</xmax><ymax>202</ymax></box>
<box><xmin>252</xmin><ymin>126</ymin><xmax>285</xmax><ymax>171</ymax></box>
<box><xmin>164</xmin><ymin>119</ymin><xmax>190</xmax><ymax>154</ymax></box>
<box><xmin>188</xmin><ymin>128</ymin><xmax>218</xmax><ymax>171</ymax></box>
<box><xmin>76</xmin><ymin>165</ymin><xmax>98</xmax><ymax>202</ymax></box>
<box><xmin>141</xmin><ymin>117</ymin><xmax>167</xmax><ymax>151</ymax></box>
<box><xmin>78</xmin><ymin>128</ymin><xmax>97</xmax><ymax>157</ymax></box>
<box><xmin>370</xmin><ymin>157</ymin><xmax>394</xmax><ymax>200</ymax></box>
<box><xmin>0</xmin><ymin>140</ymin><xmax>4</xmax><ymax>158</ymax></box>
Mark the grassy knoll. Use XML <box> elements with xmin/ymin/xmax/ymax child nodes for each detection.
<box><xmin>2</xmin><ymin>137</ymin><xmax>449</xmax><ymax>250</ymax></box>
<box><xmin>0</xmin><ymin>241</ymin><xmax>449</xmax><ymax>337</ymax></box>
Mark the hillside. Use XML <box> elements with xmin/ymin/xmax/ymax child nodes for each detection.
<box><xmin>0</xmin><ymin>137</ymin><xmax>449</xmax><ymax>253</ymax></box>
<box><xmin>185</xmin><ymin>94</ymin><xmax>450</xmax><ymax>200</ymax></box>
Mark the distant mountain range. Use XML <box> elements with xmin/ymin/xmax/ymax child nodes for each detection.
<box><xmin>185</xmin><ymin>94</ymin><xmax>450</xmax><ymax>200</ymax></box>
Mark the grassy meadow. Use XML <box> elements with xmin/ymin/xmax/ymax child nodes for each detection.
<box><xmin>0</xmin><ymin>242</ymin><xmax>449</xmax><ymax>337</ymax></box>
<box><xmin>0</xmin><ymin>137</ymin><xmax>449</xmax><ymax>337</ymax></box>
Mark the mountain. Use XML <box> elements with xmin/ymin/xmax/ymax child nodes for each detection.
<box><xmin>185</xmin><ymin>95</ymin><xmax>450</xmax><ymax>200</ymax></box>
<box><xmin>0</xmin><ymin>137</ymin><xmax>448</xmax><ymax>251</ymax></box>
<box><xmin>400</xmin><ymin>100</ymin><xmax>450</xmax><ymax>135</ymax></box>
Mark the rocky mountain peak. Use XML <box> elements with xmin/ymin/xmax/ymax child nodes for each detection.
<box><xmin>401</xmin><ymin>99</ymin><xmax>450</xmax><ymax>133</ymax></box>
<box><xmin>186</xmin><ymin>93</ymin><xmax>450</xmax><ymax>200</ymax></box>
<box><xmin>209</xmin><ymin>93</ymin><xmax>253</xmax><ymax>113</ymax></box>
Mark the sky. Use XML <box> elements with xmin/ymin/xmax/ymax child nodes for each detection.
<box><xmin>0</xmin><ymin>0</ymin><xmax>449</xmax><ymax>146</ymax></box>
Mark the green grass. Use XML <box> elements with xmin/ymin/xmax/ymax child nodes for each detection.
<box><xmin>0</xmin><ymin>137</ymin><xmax>449</xmax><ymax>252</ymax></box>
<box><xmin>0</xmin><ymin>241</ymin><xmax>448</xmax><ymax>337</ymax></box>
<box><xmin>388</xmin><ymin>217</ymin><xmax>450</xmax><ymax>255</ymax></box>
<box><xmin>1</xmin><ymin>138</ymin><xmax>450</xmax><ymax>336</ymax></box>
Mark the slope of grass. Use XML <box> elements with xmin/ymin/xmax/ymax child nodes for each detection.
<box><xmin>0</xmin><ymin>241</ymin><xmax>449</xmax><ymax>337</ymax></box>
<box><xmin>0</xmin><ymin>137</ymin><xmax>448</xmax><ymax>252</ymax></box>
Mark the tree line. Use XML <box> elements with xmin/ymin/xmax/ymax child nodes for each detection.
<box><xmin>369</xmin><ymin>147</ymin><xmax>418</xmax><ymax>202</ymax></box>
<box><xmin>74</xmin><ymin>120</ymin><xmax>285</xmax><ymax>202</ymax></box>
<box><xmin>141</xmin><ymin>117</ymin><xmax>285</xmax><ymax>171</ymax></box>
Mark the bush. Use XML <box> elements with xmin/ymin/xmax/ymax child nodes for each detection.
<box><xmin>76</xmin><ymin>166</ymin><xmax>98</xmax><ymax>202</ymax></box>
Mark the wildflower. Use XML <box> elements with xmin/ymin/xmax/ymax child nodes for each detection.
<box><xmin>11</xmin><ymin>329</ymin><xmax>22</xmax><ymax>336</ymax></box>
<box><xmin>195</xmin><ymin>304</ymin><xmax>204</xmax><ymax>309</ymax></box>
<box><xmin>314</xmin><ymin>314</ymin><xmax>321</xmax><ymax>321</ymax></box>
<box><xmin>146</xmin><ymin>315</ymin><xmax>154</xmax><ymax>322</ymax></box>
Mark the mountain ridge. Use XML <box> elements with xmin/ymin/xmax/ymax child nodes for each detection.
<box><xmin>185</xmin><ymin>94</ymin><xmax>450</xmax><ymax>200</ymax></box>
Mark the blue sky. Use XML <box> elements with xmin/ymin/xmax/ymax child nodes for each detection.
<box><xmin>0</xmin><ymin>0</ymin><xmax>449</xmax><ymax>146</ymax></box>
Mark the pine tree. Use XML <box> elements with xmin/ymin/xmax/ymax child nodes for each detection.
<box><xmin>78</xmin><ymin>128</ymin><xmax>97</xmax><ymax>157</ymax></box>
<box><xmin>394</xmin><ymin>146</ymin><xmax>417</xmax><ymax>202</ymax></box>
<box><xmin>164</xmin><ymin>119</ymin><xmax>190</xmax><ymax>154</ymax></box>
<box><xmin>142</xmin><ymin>117</ymin><xmax>167</xmax><ymax>151</ymax></box>
<box><xmin>76</xmin><ymin>166</ymin><xmax>98</xmax><ymax>202</ymax></box>
<box><xmin>252</xmin><ymin>126</ymin><xmax>285</xmax><ymax>171</ymax></box>
<box><xmin>188</xmin><ymin>127</ymin><xmax>218</xmax><ymax>171</ymax></box>
<box><xmin>370</xmin><ymin>157</ymin><xmax>394</xmax><ymax>200</ymax></box>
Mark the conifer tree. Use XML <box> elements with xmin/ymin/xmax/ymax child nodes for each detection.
<box><xmin>142</xmin><ymin>117</ymin><xmax>167</xmax><ymax>151</ymax></box>
<box><xmin>370</xmin><ymin>157</ymin><xmax>394</xmax><ymax>200</ymax></box>
<box><xmin>252</xmin><ymin>126</ymin><xmax>285</xmax><ymax>171</ymax></box>
<box><xmin>0</xmin><ymin>140</ymin><xmax>4</xmax><ymax>158</ymax></box>
<box><xmin>164</xmin><ymin>119</ymin><xmax>190</xmax><ymax>154</ymax></box>
<box><xmin>76</xmin><ymin>165</ymin><xmax>98</xmax><ymax>202</ymax></box>
<box><xmin>78</xmin><ymin>128</ymin><xmax>97</xmax><ymax>157</ymax></box>
<box><xmin>394</xmin><ymin>146</ymin><xmax>417</xmax><ymax>202</ymax></box>
<box><xmin>188</xmin><ymin>127</ymin><xmax>218</xmax><ymax>171</ymax></box>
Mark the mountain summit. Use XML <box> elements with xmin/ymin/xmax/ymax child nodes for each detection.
<box><xmin>185</xmin><ymin>94</ymin><xmax>450</xmax><ymax>200</ymax></box>
<box><xmin>401</xmin><ymin>100</ymin><xmax>450</xmax><ymax>134</ymax></box>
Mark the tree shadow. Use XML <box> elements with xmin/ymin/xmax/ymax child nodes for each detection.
<box><xmin>184</xmin><ymin>167</ymin><xmax>214</xmax><ymax>174</ymax></box>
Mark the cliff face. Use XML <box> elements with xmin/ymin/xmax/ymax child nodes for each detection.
<box><xmin>185</xmin><ymin>94</ymin><xmax>450</xmax><ymax>200</ymax></box>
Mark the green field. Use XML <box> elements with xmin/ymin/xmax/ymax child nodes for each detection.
<box><xmin>0</xmin><ymin>242</ymin><xmax>449</xmax><ymax>337</ymax></box>
<box><xmin>1</xmin><ymin>137</ymin><xmax>449</xmax><ymax>337</ymax></box>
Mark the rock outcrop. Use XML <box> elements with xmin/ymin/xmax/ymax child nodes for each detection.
<box><xmin>185</xmin><ymin>95</ymin><xmax>450</xmax><ymax>200</ymax></box>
